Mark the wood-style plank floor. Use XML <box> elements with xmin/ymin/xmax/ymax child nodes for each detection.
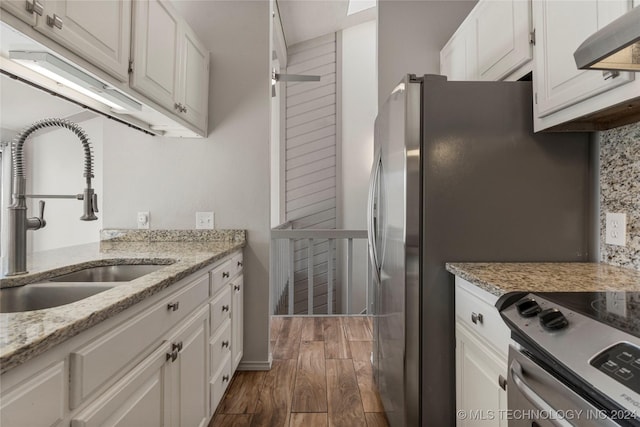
<box><xmin>210</xmin><ymin>316</ymin><xmax>389</xmax><ymax>427</ymax></box>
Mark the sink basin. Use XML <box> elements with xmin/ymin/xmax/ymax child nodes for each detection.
<box><xmin>48</xmin><ymin>264</ymin><xmax>166</xmax><ymax>283</ymax></box>
<box><xmin>0</xmin><ymin>263</ymin><xmax>172</xmax><ymax>313</ymax></box>
<box><xmin>0</xmin><ymin>282</ymin><xmax>115</xmax><ymax>313</ymax></box>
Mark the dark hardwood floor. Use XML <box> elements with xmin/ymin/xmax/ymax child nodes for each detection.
<box><xmin>210</xmin><ymin>316</ymin><xmax>389</xmax><ymax>427</ymax></box>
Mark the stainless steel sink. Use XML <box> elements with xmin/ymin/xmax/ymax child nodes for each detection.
<box><xmin>48</xmin><ymin>264</ymin><xmax>166</xmax><ymax>282</ymax></box>
<box><xmin>0</xmin><ymin>263</ymin><xmax>172</xmax><ymax>313</ymax></box>
<box><xmin>0</xmin><ymin>282</ymin><xmax>115</xmax><ymax>313</ymax></box>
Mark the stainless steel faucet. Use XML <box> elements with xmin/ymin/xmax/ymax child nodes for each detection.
<box><xmin>5</xmin><ymin>118</ymin><xmax>98</xmax><ymax>276</ymax></box>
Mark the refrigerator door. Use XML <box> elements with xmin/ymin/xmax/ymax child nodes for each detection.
<box><xmin>372</xmin><ymin>76</ymin><xmax>422</xmax><ymax>427</ymax></box>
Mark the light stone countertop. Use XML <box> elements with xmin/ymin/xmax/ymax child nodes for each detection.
<box><xmin>0</xmin><ymin>231</ymin><xmax>245</xmax><ymax>374</ymax></box>
<box><xmin>446</xmin><ymin>262</ymin><xmax>640</xmax><ymax>297</ymax></box>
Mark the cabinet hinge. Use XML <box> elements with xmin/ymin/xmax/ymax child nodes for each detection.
<box><xmin>529</xmin><ymin>29</ymin><xmax>536</xmax><ymax>46</ymax></box>
<box><xmin>128</xmin><ymin>60</ymin><xmax>133</xmax><ymax>74</ymax></box>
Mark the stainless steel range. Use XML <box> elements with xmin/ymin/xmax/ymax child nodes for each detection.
<box><xmin>498</xmin><ymin>292</ymin><xmax>640</xmax><ymax>426</ymax></box>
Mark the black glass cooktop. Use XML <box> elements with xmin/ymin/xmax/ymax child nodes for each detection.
<box><xmin>533</xmin><ymin>291</ymin><xmax>640</xmax><ymax>339</ymax></box>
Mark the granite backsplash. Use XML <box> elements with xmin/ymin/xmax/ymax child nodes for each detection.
<box><xmin>600</xmin><ymin>122</ymin><xmax>640</xmax><ymax>270</ymax></box>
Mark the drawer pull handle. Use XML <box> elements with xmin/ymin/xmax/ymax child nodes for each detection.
<box><xmin>222</xmin><ymin>340</ymin><xmax>229</xmax><ymax>348</ymax></box>
<box><xmin>223</xmin><ymin>271</ymin><xmax>230</xmax><ymax>278</ymax></box>
<box><xmin>26</xmin><ymin>0</ymin><xmax>43</xmax><ymax>15</ymax></box>
<box><xmin>498</xmin><ymin>375</ymin><xmax>507</xmax><ymax>391</ymax></box>
<box><xmin>166</xmin><ymin>350</ymin><xmax>178</xmax><ymax>362</ymax></box>
<box><xmin>222</xmin><ymin>305</ymin><xmax>230</xmax><ymax>312</ymax></box>
<box><xmin>172</xmin><ymin>341</ymin><xmax>183</xmax><ymax>352</ymax></box>
<box><xmin>222</xmin><ymin>375</ymin><xmax>230</xmax><ymax>382</ymax></box>
<box><xmin>167</xmin><ymin>302</ymin><xmax>180</xmax><ymax>311</ymax></box>
<box><xmin>47</xmin><ymin>14</ymin><xmax>63</xmax><ymax>29</ymax></box>
<box><xmin>471</xmin><ymin>312</ymin><xmax>483</xmax><ymax>325</ymax></box>
<box><xmin>234</xmin><ymin>285</ymin><xmax>241</xmax><ymax>291</ymax></box>
<box><xmin>237</xmin><ymin>261</ymin><xmax>243</xmax><ymax>267</ymax></box>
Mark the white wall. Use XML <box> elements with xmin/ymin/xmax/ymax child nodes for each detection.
<box><xmin>27</xmin><ymin>117</ymin><xmax>103</xmax><ymax>252</ymax></box>
<box><xmin>102</xmin><ymin>0</ymin><xmax>271</xmax><ymax>367</ymax></box>
<box><xmin>377</xmin><ymin>0</ymin><xmax>476</xmax><ymax>106</ymax></box>
<box><xmin>341</xmin><ymin>20</ymin><xmax>377</xmax><ymax>313</ymax></box>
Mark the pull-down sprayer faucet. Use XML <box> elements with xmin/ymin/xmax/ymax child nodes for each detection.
<box><xmin>5</xmin><ymin>118</ymin><xmax>98</xmax><ymax>276</ymax></box>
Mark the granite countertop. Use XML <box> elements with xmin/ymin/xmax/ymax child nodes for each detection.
<box><xmin>446</xmin><ymin>262</ymin><xmax>640</xmax><ymax>297</ymax></box>
<box><xmin>0</xmin><ymin>230</ymin><xmax>245</xmax><ymax>374</ymax></box>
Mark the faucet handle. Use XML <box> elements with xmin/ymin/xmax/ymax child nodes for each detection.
<box><xmin>26</xmin><ymin>200</ymin><xmax>46</xmax><ymax>230</ymax></box>
<box><xmin>92</xmin><ymin>193</ymin><xmax>99</xmax><ymax>213</ymax></box>
<box><xmin>38</xmin><ymin>200</ymin><xmax>46</xmax><ymax>222</ymax></box>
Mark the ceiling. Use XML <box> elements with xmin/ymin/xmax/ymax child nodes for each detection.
<box><xmin>277</xmin><ymin>0</ymin><xmax>376</xmax><ymax>46</ymax></box>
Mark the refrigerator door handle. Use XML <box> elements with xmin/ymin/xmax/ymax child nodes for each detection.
<box><xmin>367</xmin><ymin>150</ymin><xmax>382</xmax><ymax>283</ymax></box>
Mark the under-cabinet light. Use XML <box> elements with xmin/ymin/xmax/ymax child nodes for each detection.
<box><xmin>9</xmin><ymin>51</ymin><xmax>142</xmax><ymax>112</ymax></box>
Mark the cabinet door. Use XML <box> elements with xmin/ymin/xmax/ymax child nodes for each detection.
<box><xmin>71</xmin><ymin>343</ymin><xmax>171</xmax><ymax>427</ymax></box>
<box><xmin>440</xmin><ymin>24</ymin><xmax>477</xmax><ymax>81</ymax></box>
<box><xmin>1</xmin><ymin>362</ymin><xmax>65</xmax><ymax>427</ymax></box>
<box><xmin>35</xmin><ymin>0</ymin><xmax>131</xmax><ymax>81</ymax></box>
<box><xmin>231</xmin><ymin>275</ymin><xmax>244</xmax><ymax>371</ymax></box>
<box><xmin>475</xmin><ymin>0</ymin><xmax>531</xmax><ymax>81</ymax></box>
<box><xmin>533</xmin><ymin>0</ymin><xmax>634</xmax><ymax>117</ymax></box>
<box><xmin>0</xmin><ymin>0</ymin><xmax>40</xmax><ymax>25</ymax></box>
<box><xmin>178</xmin><ymin>23</ymin><xmax>209</xmax><ymax>132</ymax></box>
<box><xmin>456</xmin><ymin>322</ymin><xmax>507</xmax><ymax>427</ymax></box>
<box><xmin>172</xmin><ymin>307</ymin><xmax>209</xmax><ymax>427</ymax></box>
<box><xmin>131</xmin><ymin>0</ymin><xmax>180</xmax><ymax>111</ymax></box>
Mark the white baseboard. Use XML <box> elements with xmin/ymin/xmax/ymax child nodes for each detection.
<box><xmin>237</xmin><ymin>353</ymin><xmax>273</xmax><ymax>371</ymax></box>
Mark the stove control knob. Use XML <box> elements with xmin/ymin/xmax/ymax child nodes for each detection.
<box><xmin>539</xmin><ymin>308</ymin><xmax>568</xmax><ymax>331</ymax></box>
<box><xmin>515</xmin><ymin>298</ymin><xmax>542</xmax><ymax>318</ymax></box>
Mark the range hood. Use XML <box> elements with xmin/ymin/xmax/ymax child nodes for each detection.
<box><xmin>574</xmin><ymin>6</ymin><xmax>640</xmax><ymax>72</ymax></box>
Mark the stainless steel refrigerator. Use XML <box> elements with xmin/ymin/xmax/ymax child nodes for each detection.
<box><xmin>368</xmin><ymin>75</ymin><xmax>594</xmax><ymax>426</ymax></box>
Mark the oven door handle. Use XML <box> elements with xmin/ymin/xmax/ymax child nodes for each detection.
<box><xmin>510</xmin><ymin>360</ymin><xmax>573</xmax><ymax>427</ymax></box>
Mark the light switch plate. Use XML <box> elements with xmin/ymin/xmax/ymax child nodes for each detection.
<box><xmin>605</xmin><ymin>212</ymin><xmax>626</xmax><ymax>246</ymax></box>
<box><xmin>196</xmin><ymin>212</ymin><xmax>214</xmax><ymax>230</ymax></box>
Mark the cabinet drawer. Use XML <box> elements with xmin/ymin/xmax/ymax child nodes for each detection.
<box><xmin>231</xmin><ymin>252</ymin><xmax>243</xmax><ymax>276</ymax></box>
<box><xmin>69</xmin><ymin>274</ymin><xmax>209</xmax><ymax>408</ymax></box>
<box><xmin>210</xmin><ymin>259</ymin><xmax>234</xmax><ymax>296</ymax></box>
<box><xmin>210</xmin><ymin>355</ymin><xmax>232</xmax><ymax>414</ymax></box>
<box><xmin>1</xmin><ymin>362</ymin><xmax>65</xmax><ymax>427</ymax></box>
<box><xmin>210</xmin><ymin>319</ymin><xmax>231</xmax><ymax>378</ymax></box>
<box><xmin>455</xmin><ymin>277</ymin><xmax>510</xmax><ymax>358</ymax></box>
<box><xmin>210</xmin><ymin>286</ymin><xmax>232</xmax><ymax>335</ymax></box>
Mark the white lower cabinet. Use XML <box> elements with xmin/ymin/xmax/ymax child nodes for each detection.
<box><xmin>71</xmin><ymin>342</ymin><xmax>172</xmax><ymax>427</ymax></box>
<box><xmin>0</xmin><ymin>361</ymin><xmax>65</xmax><ymax>427</ymax></box>
<box><xmin>456</xmin><ymin>322</ymin><xmax>507</xmax><ymax>427</ymax></box>
<box><xmin>231</xmin><ymin>275</ymin><xmax>244</xmax><ymax>371</ymax></box>
<box><xmin>455</xmin><ymin>277</ymin><xmax>509</xmax><ymax>427</ymax></box>
<box><xmin>0</xmin><ymin>249</ymin><xmax>244</xmax><ymax>426</ymax></box>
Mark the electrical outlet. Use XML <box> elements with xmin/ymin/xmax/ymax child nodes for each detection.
<box><xmin>196</xmin><ymin>212</ymin><xmax>214</xmax><ymax>230</ymax></box>
<box><xmin>137</xmin><ymin>212</ymin><xmax>150</xmax><ymax>229</ymax></box>
<box><xmin>137</xmin><ymin>211</ymin><xmax>150</xmax><ymax>229</ymax></box>
<box><xmin>606</xmin><ymin>291</ymin><xmax>627</xmax><ymax>317</ymax></box>
<box><xmin>605</xmin><ymin>212</ymin><xmax>626</xmax><ymax>246</ymax></box>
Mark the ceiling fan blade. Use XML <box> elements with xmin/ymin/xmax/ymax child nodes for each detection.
<box><xmin>274</xmin><ymin>73</ymin><xmax>321</xmax><ymax>82</ymax></box>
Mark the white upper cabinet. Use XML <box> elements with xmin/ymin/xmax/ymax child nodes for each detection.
<box><xmin>532</xmin><ymin>0</ymin><xmax>634</xmax><ymax>123</ymax></box>
<box><xmin>440</xmin><ymin>0</ymin><xmax>531</xmax><ymax>82</ymax></box>
<box><xmin>131</xmin><ymin>0</ymin><xmax>209</xmax><ymax>134</ymax></box>
<box><xmin>475</xmin><ymin>0</ymin><xmax>531</xmax><ymax>81</ymax></box>
<box><xmin>33</xmin><ymin>0</ymin><xmax>131</xmax><ymax>81</ymax></box>
<box><xmin>179</xmin><ymin>23</ymin><xmax>210</xmax><ymax>133</ymax></box>
<box><xmin>440</xmin><ymin>22</ymin><xmax>477</xmax><ymax>81</ymax></box>
<box><xmin>0</xmin><ymin>0</ymin><xmax>41</xmax><ymax>26</ymax></box>
<box><xmin>131</xmin><ymin>0</ymin><xmax>180</xmax><ymax>112</ymax></box>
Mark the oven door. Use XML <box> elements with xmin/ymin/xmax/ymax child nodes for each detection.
<box><xmin>508</xmin><ymin>346</ymin><xmax>620</xmax><ymax>427</ymax></box>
